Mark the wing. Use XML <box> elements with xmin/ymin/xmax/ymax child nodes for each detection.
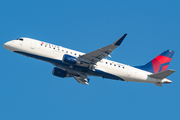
<box><xmin>78</xmin><ymin>34</ymin><xmax>127</xmax><ymax>65</ymax></box>
<box><xmin>66</xmin><ymin>70</ymin><xmax>90</xmax><ymax>85</ymax></box>
<box><xmin>74</xmin><ymin>75</ymin><xmax>90</xmax><ymax>85</ymax></box>
<box><xmin>67</xmin><ymin>34</ymin><xmax>127</xmax><ymax>84</ymax></box>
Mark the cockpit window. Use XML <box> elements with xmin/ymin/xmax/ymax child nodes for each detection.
<box><xmin>19</xmin><ymin>38</ymin><xmax>23</xmax><ymax>41</ymax></box>
<box><xmin>16</xmin><ymin>38</ymin><xmax>23</xmax><ymax>41</ymax></box>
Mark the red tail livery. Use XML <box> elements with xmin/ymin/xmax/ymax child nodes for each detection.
<box><xmin>140</xmin><ymin>50</ymin><xmax>174</xmax><ymax>73</ymax></box>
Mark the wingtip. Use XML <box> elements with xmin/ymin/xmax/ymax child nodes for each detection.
<box><xmin>113</xmin><ymin>33</ymin><xmax>127</xmax><ymax>46</ymax></box>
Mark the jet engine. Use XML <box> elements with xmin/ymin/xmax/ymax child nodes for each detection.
<box><xmin>52</xmin><ymin>67</ymin><xmax>71</xmax><ymax>78</ymax></box>
<box><xmin>63</xmin><ymin>54</ymin><xmax>77</xmax><ymax>65</ymax></box>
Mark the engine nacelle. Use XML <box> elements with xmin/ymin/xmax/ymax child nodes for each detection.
<box><xmin>63</xmin><ymin>54</ymin><xmax>77</xmax><ymax>65</ymax></box>
<box><xmin>52</xmin><ymin>67</ymin><xmax>70</xmax><ymax>78</ymax></box>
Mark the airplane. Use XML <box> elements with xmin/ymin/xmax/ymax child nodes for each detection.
<box><xmin>3</xmin><ymin>34</ymin><xmax>175</xmax><ymax>86</ymax></box>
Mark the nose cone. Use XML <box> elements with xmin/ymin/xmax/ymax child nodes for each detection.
<box><xmin>3</xmin><ymin>41</ymin><xmax>13</xmax><ymax>51</ymax></box>
<box><xmin>3</xmin><ymin>41</ymin><xmax>10</xmax><ymax>49</ymax></box>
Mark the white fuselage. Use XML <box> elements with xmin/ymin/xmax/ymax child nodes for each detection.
<box><xmin>3</xmin><ymin>37</ymin><xmax>171</xmax><ymax>85</ymax></box>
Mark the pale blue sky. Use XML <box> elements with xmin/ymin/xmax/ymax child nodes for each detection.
<box><xmin>1</xmin><ymin>0</ymin><xmax>180</xmax><ymax>120</ymax></box>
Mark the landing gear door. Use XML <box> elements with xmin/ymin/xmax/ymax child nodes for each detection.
<box><xmin>30</xmin><ymin>40</ymin><xmax>36</xmax><ymax>49</ymax></box>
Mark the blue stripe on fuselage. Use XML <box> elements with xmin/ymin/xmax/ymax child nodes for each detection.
<box><xmin>14</xmin><ymin>51</ymin><xmax>124</xmax><ymax>81</ymax></box>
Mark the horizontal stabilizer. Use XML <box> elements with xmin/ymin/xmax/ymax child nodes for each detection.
<box><xmin>148</xmin><ymin>69</ymin><xmax>175</xmax><ymax>79</ymax></box>
<box><xmin>154</xmin><ymin>83</ymin><xmax>162</xmax><ymax>87</ymax></box>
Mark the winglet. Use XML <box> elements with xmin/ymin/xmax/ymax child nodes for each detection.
<box><xmin>113</xmin><ymin>33</ymin><xmax>127</xmax><ymax>46</ymax></box>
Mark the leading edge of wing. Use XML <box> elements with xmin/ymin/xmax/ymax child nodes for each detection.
<box><xmin>78</xmin><ymin>33</ymin><xmax>128</xmax><ymax>64</ymax></box>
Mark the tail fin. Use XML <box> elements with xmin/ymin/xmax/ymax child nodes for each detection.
<box><xmin>140</xmin><ymin>50</ymin><xmax>175</xmax><ymax>73</ymax></box>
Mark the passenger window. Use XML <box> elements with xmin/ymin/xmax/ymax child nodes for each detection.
<box><xmin>110</xmin><ymin>63</ymin><xmax>112</xmax><ymax>65</ymax></box>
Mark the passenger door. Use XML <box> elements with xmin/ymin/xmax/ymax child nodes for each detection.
<box><xmin>30</xmin><ymin>40</ymin><xmax>36</xmax><ymax>49</ymax></box>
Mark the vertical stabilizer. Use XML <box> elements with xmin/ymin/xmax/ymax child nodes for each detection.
<box><xmin>140</xmin><ymin>50</ymin><xmax>174</xmax><ymax>73</ymax></box>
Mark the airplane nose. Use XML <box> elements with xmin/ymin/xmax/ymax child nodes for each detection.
<box><xmin>3</xmin><ymin>41</ymin><xmax>11</xmax><ymax>49</ymax></box>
